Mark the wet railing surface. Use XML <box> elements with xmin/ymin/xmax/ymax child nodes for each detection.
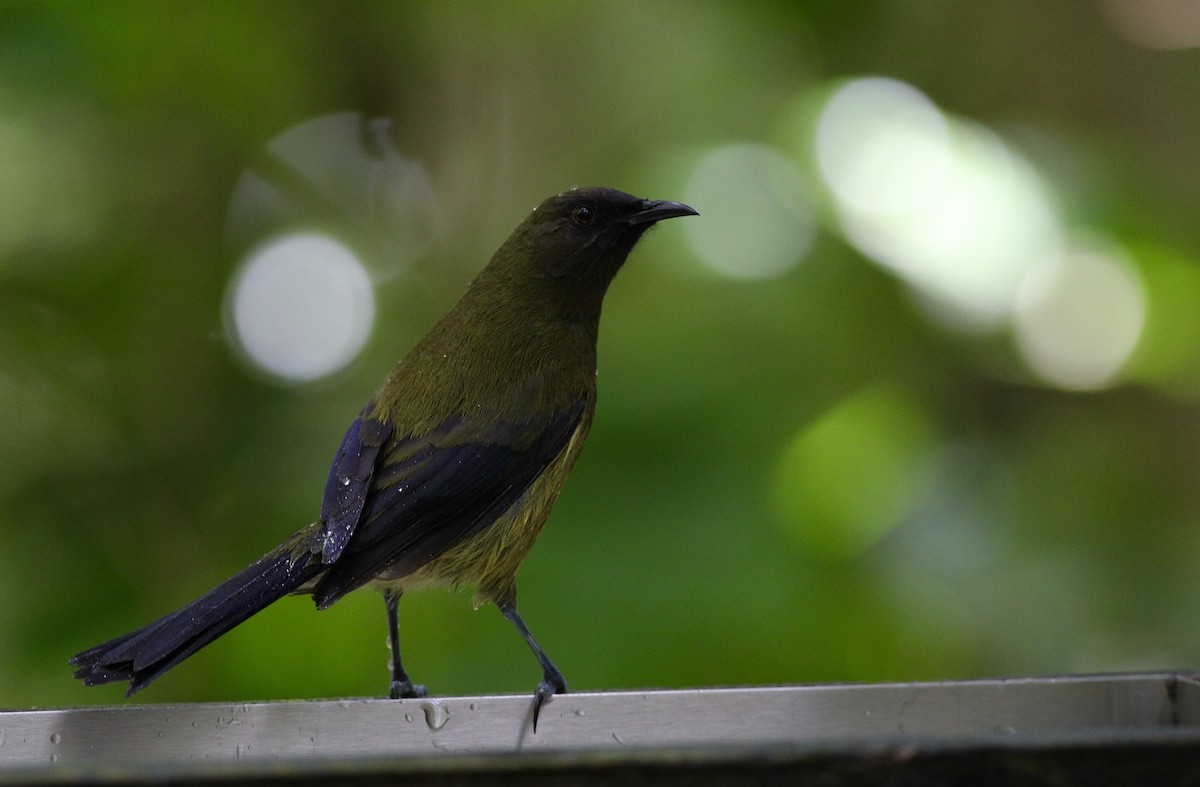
<box><xmin>4</xmin><ymin>673</ymin><xmax>1200</xmax><ymax>784</ymax></box>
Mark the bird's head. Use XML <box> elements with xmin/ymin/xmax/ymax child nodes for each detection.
<box><xmin>495</xmin><ymin>187</ymin><xmax>697</xmax><ymax>286</ymax></box>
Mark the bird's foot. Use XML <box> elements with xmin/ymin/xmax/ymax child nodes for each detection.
<box><xmin>389</xmin><ymin>679</ymin><xmax>428</xmax><ymax>700</ymax></box>
<box><xmin>531</xmin><ymin>671</ymin><xmax>568</xmax><ymax>733</ymax></box>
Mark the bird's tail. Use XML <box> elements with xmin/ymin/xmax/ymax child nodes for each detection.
<box><xmin>70</xmin><ymin>535</ymin><xmax>325</xmax><ymax>695</ymax></box>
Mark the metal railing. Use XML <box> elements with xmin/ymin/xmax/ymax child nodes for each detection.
<box><xmin>4</xmin><ymin>672</ymin><xmax>1200</xmax><ymax>783</ymax></box>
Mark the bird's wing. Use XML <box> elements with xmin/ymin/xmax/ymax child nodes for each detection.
<box><xmin>311</xmin><ymin>396</ymin><xmax>586</xmax><ymax>606</ymax></box>
<box><xmin>318</xmin><ymin>407</ymin><xmax>394</xmax><ymax>563</ymax></box>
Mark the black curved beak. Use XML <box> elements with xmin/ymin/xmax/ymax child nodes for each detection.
<box><xmin>624</xmin><ymin>199</ymin><xmax>699</xmax><ymax>226</ymax></box>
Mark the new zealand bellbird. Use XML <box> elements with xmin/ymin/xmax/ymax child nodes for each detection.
<box><xmin>71</xmin><ymin>187</ymin><xmax>697</xmax><ymax>728</ymax></box>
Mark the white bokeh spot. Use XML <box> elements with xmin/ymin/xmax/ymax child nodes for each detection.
<box><xmin>1015</xmin><ymin>240</ymin><xmax>1145</xmax><ymax>391</ymax></box>
<box><xmin>683</xmin><ymin>143</ymin><xmax>816</xmax><ymax>280</ymax></box>
<box><xmin>813</xmin><ymin>77</ymin><xmax>1063</xmax><ymax>330</ymax></box>
<box><xmin>228</xmin><ymin>232</ymin><xmax>375</xmax><ymax>382</ymax></box>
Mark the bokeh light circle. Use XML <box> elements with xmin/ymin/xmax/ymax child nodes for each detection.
<box><xmin>1014</xmin><ymin>240</ymin><xmax>1145</xmax><ymax>391</ymax></box>
<box><xmin>815</xmin><ymin>77</ymin><xmax>953</xmax><ymax>215</ymax></box>
<box><xmin>227</xmin><ymin>232</ymin><xmax>375</xmax><ymax>383</ymax></box>
<box><xmin>773</xmin><ymin>386</ymin><xmax>942</xmax><ymax>561</ymax></box>
<box><xmin>1102</xmin><ymin>0</ymin><xmax>1200</xmax><ymax>50</ymax></box>
<box><xmin>682</xmin><ymin>143</ymin><xmax>816</xmax><ymax>279</ymax></box>
<box><xmin>811</xmin><ymin>77</ymin><xmax>1063</xmax><ymax>330</ymax></box>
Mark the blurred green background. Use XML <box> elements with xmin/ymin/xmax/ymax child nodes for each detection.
<box><xmin>4</xmin><ymin>1</ymin><xmax>1200</xmax><ymax>709</ymax></box>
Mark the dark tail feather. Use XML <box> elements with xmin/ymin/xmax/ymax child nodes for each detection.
<box><xmin>70</xmin><ymin>547</ymin><xmax>324</xmax><ymax>695</ymax></box>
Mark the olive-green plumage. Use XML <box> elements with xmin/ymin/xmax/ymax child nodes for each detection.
<box><xmin>70</xmin><ymin>186</ymin><xmax>696</xmax><ymax>727</ymax></box>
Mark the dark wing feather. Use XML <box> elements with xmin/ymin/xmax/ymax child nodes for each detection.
<box><xmin>311</xmin><ymin>399</ymin><xmax>585</xmax><ymax>608</ymax></box>
<box><xmin>318</xmin><ymin>407</ymin><xmax>393</xmax><ymax>562</ymax></box>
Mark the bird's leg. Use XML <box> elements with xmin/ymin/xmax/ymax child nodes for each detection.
<box><xmin>499</xmin><ymin>602</ymin><xmax>567</xmax><ymax>732</ymax></box>
<box><xmin>384</xmin><ymin>591</ymin><xmax>427</xmax><ymax>699</ymax></box>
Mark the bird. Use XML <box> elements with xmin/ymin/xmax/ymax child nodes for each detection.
<box><xmin>70</xmin><ymin>186</ymin><xmax>698</xmax><ymax>729</ymax></box>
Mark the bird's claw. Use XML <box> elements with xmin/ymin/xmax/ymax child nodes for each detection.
<box><xmin>531</xmin><ymin>673</ymin><xmax>568</xmax><ymax>733</ymax></box>
<box><xmin>389</xmin><ymin>679</ymin><xmax>428</xmax><ymax>699</ymax></box>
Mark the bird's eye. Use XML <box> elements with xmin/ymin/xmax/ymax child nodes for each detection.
<box><xmin>571</xmin><ymin>205</ymin><xmax>594</xmax><ymax>226</ymax></box>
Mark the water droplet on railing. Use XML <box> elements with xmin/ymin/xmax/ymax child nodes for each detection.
<box><xmin>421</xmin><ymin>700</ymin><xmax>449</xmax><ymax>731</ymax></box>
